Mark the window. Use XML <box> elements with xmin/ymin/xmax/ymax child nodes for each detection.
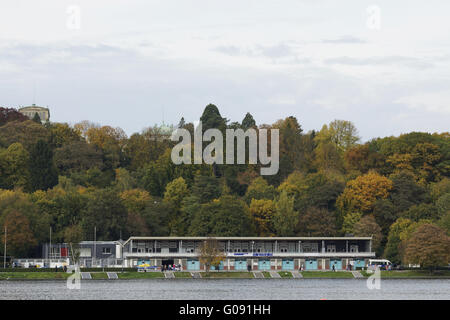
<box><xmin>102</xmin><ymin>247</ymin><xmax>111</xmax><ymax>254</ymax></box>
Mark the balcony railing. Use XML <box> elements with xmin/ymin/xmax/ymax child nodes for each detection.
<box><xmin>124</xmin><ymin>251</ymin><xmax>375</xmax><ymax>258</ymax></box>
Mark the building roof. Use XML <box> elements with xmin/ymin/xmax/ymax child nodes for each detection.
<box><xmin>18</xmin><ymin>104</ymin><xmax>49</xmax><ymax>112</ymax></box>
<box><xmin>123</xmin><ymin>236</ymin><xmax>372</xmax><ymax>245</ymax></box>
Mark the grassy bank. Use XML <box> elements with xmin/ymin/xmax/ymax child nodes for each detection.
<box><xmin>116</xmin><ymin>272</ymin><xmax>164</xmax><ymax>279</ymax></box>
<box><xmin>0</xmin><ymin>272</ymin><xmax>71</xmax><ymax>280</ymax></box>
<box><xmin>3</xmin><ymin>270</ymin><xmax>450</xmax><ymax>280</ymax></box>
<box><xmin>301</xmin><ymin>271</ymin><xmax>354</xmax><ymax>278</ymax></box>
<box><xmin>361</xmin><ymin>270</ymin><xmax>450</xmax><ymax>278</ymax></box>
<box><xmin>201</xmin><ymin>272</ymin><xmax>253</xmax><ymax>279</ymax></box>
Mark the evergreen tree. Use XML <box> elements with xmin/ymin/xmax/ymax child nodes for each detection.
<box><xmin>241</xmin><ymin>112</ymin><xmax>256</xmax><ymax>130</ymax></box>
<box><xmin>32</xmin><ymin>112</ymin><xmax>42</xmax><ymax>124</ymax></box>
<box><xmin>29</xmin><ymin>139</ymin><xmax>58</xmax><ymax>191</ymax></box>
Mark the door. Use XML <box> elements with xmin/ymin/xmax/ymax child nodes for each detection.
<box><xmin>354</xmin><ymin>259</ymin><xmax>365</xmax><ymax>269</ymax></box>
<box><xmin>330</xmin><ymin>259</ymin><xmax>342</xmax><ymax>270</ymax></box>
<box><xmin>235</xmin><ymin>260</ymin><xmax>247</xmax><ymax>270</ymax></box>
<box><xmin>258</xmin><ymin>260</ymin><xmax>271</xmax><ymax>270</ymax></box>
<box><xmin>187</xmin><ymin>260</ymin><xmax>200</xmax><ymax>271</ymax></box>
<box><xmin>305</xmin><ymin>259</ymin><xmax>318</xmax><ymax>270</ymax></box>
<box><xmin>282</xmin><ymin>259</ymin><xmax>294</xmax><ymax>270</ymax></box>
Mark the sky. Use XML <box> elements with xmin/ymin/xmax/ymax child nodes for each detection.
<box><xmin>0</xmin><ymin>0</ymin><xmax>449</xmax><ymax>142</ymax></box>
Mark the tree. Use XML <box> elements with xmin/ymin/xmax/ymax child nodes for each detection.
<box><xmin>273</xmin><ymin>190</ymin><xmax>298</xmax><ymax>236</ymax></box>
<box><xmin>114</xmin><ymin>168</ymin><xmax>136</xmax><ymax>192</ymax></box>
<box><xmin>297</xmin><ymin>207</ymin><xmax>337</xmax><ymax>236</ymax></box>
<box><xmin>249</xmin><ymin>199</ymin><xmax>275</xmax><ymax>236</ymax></box>
<box><xmin>120</xmin><ymin>189</ymin><xmax>151</xmax><ymax>213</ymax></box>
<box><xmin>403</xmin><ymin>224</ymin><xmax>450</xmax><ymax>271</ymax></box>
<box><xmin>32</xmin><ymin>112</ymin><xmax>42</xmax><ymax>124</ymax></box>
<box><xmin>163</xmin><ymin>177</ymin><xmax>189</xmax><ymax>209</ymax></box>
<box><xmin>272</xmin><ymin>116</ymin><xmax>304</xmax><ymax>182</ymax></box>
<box><xmin>383</xmin><ymin>217</ymin><xmax>430</xmax><ymax>264</ymax></box>
<box><xmin>353</xmin><ymin>215</ymin><xmax>383</xmax><ymax>253</ymax></box>
<box><xmin>437</xmin><ymin>211</ymin><xmax>450</xmax><ymax>235</ymax></box>
<box><xmin>345</xmin><ymin>144</ymin><xmax>385</xmax><ymax>174</ymax></box>
<box><xmin>81</xmin><ymin>189</ymin><xmax>128</xmax><ymax>240</ymax></box>
<box><xmin>200</xmin><ymin>104</ymin><xmax>227</xmax><ymax>133</ymax></box>
<box><xmin>63</xmin><ymin>224</ymin><xmax>83</xmax><ymax>263</ymax></box>
<box><xmin>245</xmin><ymin>176</ymin><xmax>276</xmax><ymax>203</ymax></box>
<box><xmin>241</xmin><ymin>112</ymin><xmax>256</xmax><ymax>130</ymax></box>
<box><xmin>190</xmin><ymin>175</ymin><xmax>222</xmax><ymax>204</ymax></box>
<box><xmin>0</xmin><ymin>143</ymin><xmax>31</xmax><ymax>190</ymax></box>
<box><xmin>436</xmin><ymin>193</ymin><xmax>450</xmax><ymax>218</ymax></box>
<box><xmin>189</xmin><ymin>195</ymin><xmax>254</xmax><ymax>236</ymax></box>
<box><xmin>373</xmin><ymin>199</ymin><xmax>397</xmax><ymax>235</ymax></box>
<box><xmin>327</xmin><ymin>120</ymin><xmax>360</xmax><ymax>152</ymax></box>
<box><xmin>0</xmin><ymin>120</ymin><xmax>49</xmax><ymax>150</ymax></box>
<box><xmin>0</xmin><ymin>107</ymin><xmax>28</xmax><ymax>126</ymax></box>
<box><xmin>401</xmin><ymin>203</ymin><xmax>439</xmax><ymax>222</ymax></box>
<box><xmin>53</xmin><ymin>141</ymin><xmax>104</xmax><ymax>174</ymax></box>
<box><xmin>341</xmin><ymin>211</ymin><xmax>362</xmax><ymax>235</ymax></box>
<box><xmin>389</xmin><ymin>171</ymin><xmax>425</xmax><ymax>214</ymax></box>
<box><xmin>199</xmin><ymin>237</ymin><xmax>226</xmax><ymax>273</ymax></box>
<box><xmin>0</xmin><ymin>210</ymin><xmax>37</xmax><ymax>258</ymax></box>
<box><xmin>48</xmin><ymin>123</ymin><xmax>82</xmax><ymax>148</ymax></box>
<box><xmin>29</xmin><ymin>140</ymin><xmax>58</xmax><ymax>191</ymax></box>
<box><xmin>337</xmin><ymin>171</ymin><xmax>393</xmax><ymax>214</ymax></box>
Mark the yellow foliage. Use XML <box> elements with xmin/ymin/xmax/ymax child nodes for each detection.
<box><xmin>337</xmin><ymin>171</ymin><xmax>393</xmax><ymax>213</ymax></box>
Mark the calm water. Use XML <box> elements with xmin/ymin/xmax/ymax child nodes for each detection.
<box><xmin>0</xmin><ymin>279</ymin><xmax>449</xmax><ymax>300</ymax></box>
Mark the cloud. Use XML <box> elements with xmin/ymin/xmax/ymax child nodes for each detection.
<box><xmin>395</xmin><ymin>92</ymin><xmax>450</xmax><ymax>115</ymax></box>
<box><xmin>321</xmin><ymin>36</ymin><xmax>367</xmax><ymax>44</ymax></box>
<box><xmin>324</xmin><ymin>56</ymin><xmax>434</xmax><ymax>69</ymax></box>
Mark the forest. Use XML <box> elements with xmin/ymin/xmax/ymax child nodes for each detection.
<box><xmin>0</xmin><ymin>104</ymin><xmax>449</xmax><ymax>266</ymax></box>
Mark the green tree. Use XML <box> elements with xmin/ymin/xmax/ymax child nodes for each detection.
<box><xmin>29</xmin><ymin>140</ymin><xmax>58</xmax><ymax>191</ymax></box>
<box><xmin>245</xmin><ymin>177</ymin><xmax>276</xmax><ymax>203</ymax></box>
<box><xmin>189</xmin><ymin>195</ymin><xmax>254</xmax><ymax>236</ymax></box>
<box><xmin>273</xmin><ymin>190</ymin><xmax>298</xmax><ymax>236</ymax></box>
<box><xmin>297</xmin><ymin>207</ymin><xmax>337</xmax><ymax>236</ymax></box>
<box><xmin>81</xmin><ymin>189</ymin><xmax>128</xmax><ymax>240</ymax></box>
<box><xmin>241</xmin><ymin>112</ymin><xmax>256</xmax><ymax>130</ymax></box>
<box><xmin>163</xmin><ymin>177</ymin><xmax>189</xmax><ymax>209</ymax></box>
<box><xmin>0</xmin><ymin>143</ymin><xmax>31</xmax><ymax>190</ymax></box>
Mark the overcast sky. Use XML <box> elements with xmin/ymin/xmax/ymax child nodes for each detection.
<box><xmin>1</xmin><ymin>0</ymin><xmax>449</xmax><ymax>141</ymax></box>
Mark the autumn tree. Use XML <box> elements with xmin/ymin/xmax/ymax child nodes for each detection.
<box><xmin>353</xmin><ymin>215</ymin><xmax>383</xmax><ymax>253</ymax></box>
<box><xmin>337</xmin><ymin>171</ymin><xmax>393</xmax><ymax>214</ymax></box>
<box><xmin>0</xmin><ymin>210</ymin><xmax>37</xmax><ymax>258</ymax></box>
<box><xmin>199</xmin><ymin>237</ymin><xmax>226</xmax><ymax>273</ymax></box>
<box><xmin>0</xmin><ymin>107</ymin><xmax>28</xmax><ymax>126</ymax></box>
<box><xmin>404</xmin><ymin>224</ymin><xmax>450</xmax><ymax>271</ymax></box>
<box><xmin>249</xmin><ymin>199</ymin><xmax>275</xmax><ymax>236</ymax></box>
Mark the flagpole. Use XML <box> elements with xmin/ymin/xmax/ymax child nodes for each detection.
<box><xmin>3</xmin><ymin>226</ymin><xmax>6</xmax><ymax>268</ymax></box>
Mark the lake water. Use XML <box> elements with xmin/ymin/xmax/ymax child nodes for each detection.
<box><xmin>0</xmin><ymin>279</ymin><xmax>449</xmax><ymax>300</ymax></box>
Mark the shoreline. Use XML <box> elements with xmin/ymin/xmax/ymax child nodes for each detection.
<box><xmin>1</xmin><ymin>270</ymin><xmax>450</xmax><ymax>281</ymax></box>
